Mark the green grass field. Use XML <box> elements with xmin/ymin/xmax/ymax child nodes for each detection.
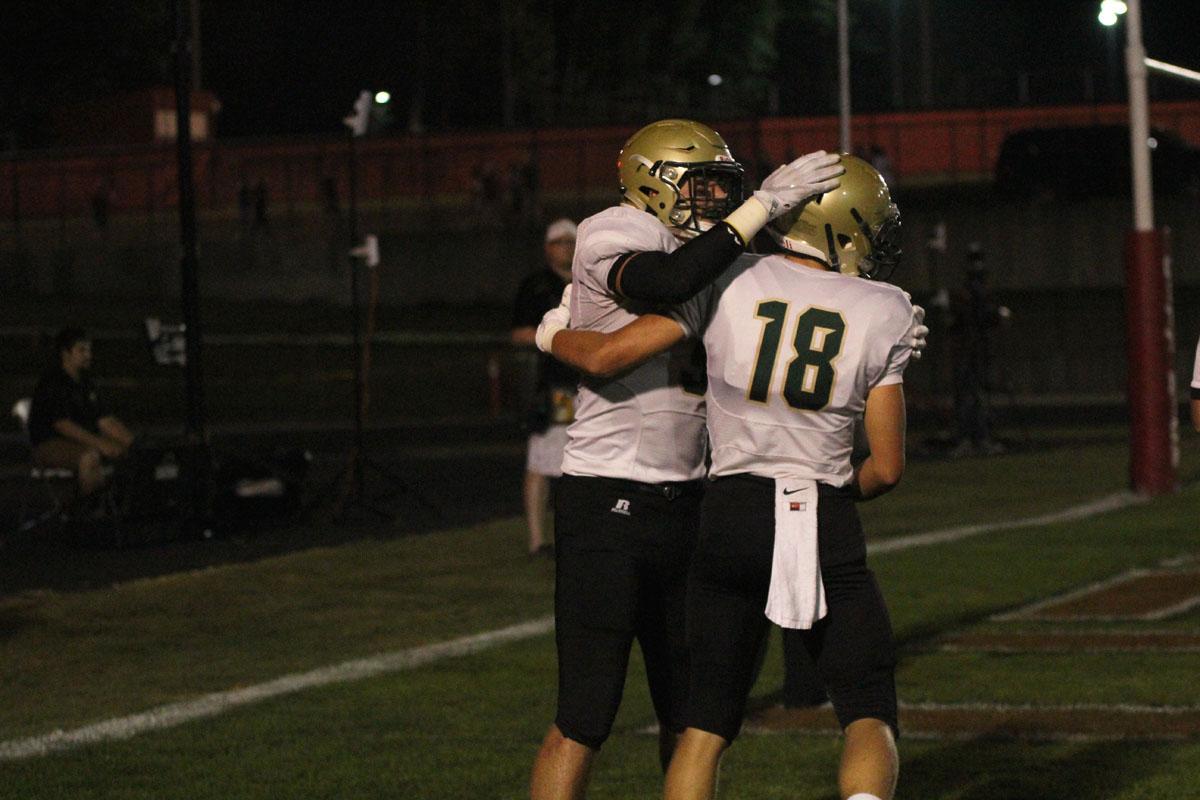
<box><xmin>1</xmin><ymin>428</ymin><xmax>1199</xmax><ymax>799</ymax></box>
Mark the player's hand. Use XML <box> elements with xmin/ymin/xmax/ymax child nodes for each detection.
<box><xmin>536</xmin><ymin>284</ymin><xmax>572</xmax><ymax>353</ymax></box>
<box><xmin>906</xmin><ymin>304</ymin><xmax>929</xmax><ymax>360</ymax></box>
<box><xmin>752</xmin><ymin>151</ymin><xmax>844</xmax><ymax>220</ymax></box>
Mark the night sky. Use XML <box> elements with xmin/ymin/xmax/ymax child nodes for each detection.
<box><xmin>2</xmin><ymin>0</ymin><xmax>1198</xmax><ymax>147</ymax></box>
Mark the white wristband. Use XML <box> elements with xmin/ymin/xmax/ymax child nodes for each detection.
<box><xmin>535</xmin><ymin>319</ymin><xmax>566</xmax><ymax>354</ymax></box>
<box><xmin>723</xmin><ymin>196</ymin><xmax>771</xmax><ymax>244</ymax></box>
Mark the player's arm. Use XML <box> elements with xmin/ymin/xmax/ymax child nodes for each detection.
<box><xmin>612</xmin><ymin>152</ymin><xmax>844</xmax><ymax>304</ymax></box>
<box><xmin>852</xmin><ymin>383</ymin><xmax>906</xmax><ymax>500</ymax></box>
<box><xmin>610</xmin><ymin>223</ymin><xmax>744</xmax><ymax>304</ymax></box>
<box><xmin>550</xmin><ymin>315</ymin><xmax>686</xmax><ymax>378</ymax></box>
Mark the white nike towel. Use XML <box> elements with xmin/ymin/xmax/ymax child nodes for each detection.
<box><xmin>764</xmin><ymin>478</ymin><xmax>827</xmax><ymax>629</ymax></box>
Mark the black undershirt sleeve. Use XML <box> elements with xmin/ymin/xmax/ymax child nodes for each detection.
<box><xmin>606</xmin><ymin>221</ymin><xmax>745</xmax><ymax>304</ymax></box>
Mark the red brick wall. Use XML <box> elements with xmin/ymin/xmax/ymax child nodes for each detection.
<box><xmin>3</xmin><ymin>101</ymin><xmax>1199</xmax><ymax>222</ymax></box>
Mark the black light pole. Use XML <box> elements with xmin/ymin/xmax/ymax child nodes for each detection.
<box><xmin>346</xmin><ymin>122</ymin><xmax>366</xmax><ymax>501</ymax></box>
<box><xmin>172</xmin><ymin>0</ymin><xmax>211</xmax><ymax>535</ymax></box>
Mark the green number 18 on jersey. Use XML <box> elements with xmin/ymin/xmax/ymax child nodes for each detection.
<box><xmin>748</xmin><ymin>301</ymin><xmax>846</xmax><ymax>411</ymax></box>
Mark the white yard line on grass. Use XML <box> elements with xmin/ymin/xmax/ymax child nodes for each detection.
<box><xmin>0</xmin><ymin>616</ymin><xmax>553</xmax><ymax>761</ymax></box>
<box><xmin>0</xmin><ymin>490</ymin><xmax>1144</xmax><ymax>761</ymax></box>
<box><xmin>867</xmin><ymin>490</ymin><xmax>1142</xmax><ymax>555</ymax></box>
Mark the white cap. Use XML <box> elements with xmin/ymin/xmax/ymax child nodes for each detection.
<box><xmin>544</xmin><ymin>218</ymin><xmax>577</xmax><ymax>242</ymax></box>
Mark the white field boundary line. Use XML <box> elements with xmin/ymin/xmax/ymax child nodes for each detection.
<box><xmin>673</xmin><ymin>700</ymin><xmax>1200</xmax><ymax>742</ymax></box>
<box><xmin>1141</xmin><ymin>596</ymin><xmax>1200</xmax><ymax>621</ymax></box>
<box><xmin>990</xmin><ymin>567</ymin><xmax>1150</xmax><ymax>621</ymax></box>
<box><xmin>0</xmin><ymin>616</ymin><xmax>553</xmax><ymax>762</ymax></box>
<box><xmin>739</xmin><ymin>700</ymin><xmax>1200</xmax><ymax>743</ymax></box>
<box><xmin>867</xmin><ymin>490</ymin><xmax>1143</xmax><ymax>555</ymax></box>
<box><xmin>898</xmin><ymin>700</ymin><xmax>1200</xmax><ymax>714</ymax></box>
<box><xmin>992</xmin><ymin>554</ymin><xmax>1198</xmax><ymax>622</ymax></box>
<box><xmin>1002</xmin><ymin>596</ymin><xmax>1200</xmax><ymax>623</ymax></box>
<box><xmin>936</xmin><ymin>626</ymin><xmax>1200</xmax><ymax>655</ymax></box>
<box><xmin>939</xmin><ymin>643</ymin><xmax>1200</xmax><ymax>654</ymax></box>
<box><xmin>0</xmin><ymin>490</ymin><xmax>1142</xmax><ymax>762</ymax></box>
<box><xmin>1001</xmin><ymin>597</ymin><xmax>1200</xmax><ymax>623</ymax></box>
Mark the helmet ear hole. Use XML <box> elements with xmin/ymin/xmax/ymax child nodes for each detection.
<box><xmin>837</xmin><ymin>234</ymin><xmax>854</xmax><ymax>248</ymax></box>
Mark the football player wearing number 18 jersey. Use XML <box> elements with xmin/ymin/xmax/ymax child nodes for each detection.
<box><xmin>528</xmin><ymin>119</ymin><xmax>844</xmax><ymax>800</ymax></box>
<box><xmin>540</xmin><ymin>156</ymin><xmax>913</xmax><ymax>800</ymax></box>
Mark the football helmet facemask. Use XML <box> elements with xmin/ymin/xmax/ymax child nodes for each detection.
<box><xmin>618</xmin><ymin>119</ymin><xmax>744</xmax><ymax>239</ymax></box>
<box><xmin>767</xmin><ymin>154</ymin><xmax>901</xmax><ymax>280</ymax></box>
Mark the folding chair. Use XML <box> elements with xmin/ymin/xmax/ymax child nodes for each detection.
<box><xmin>10</xmin><ymin>397</ymin><xmax>76</xmax><ymax>534</ymax></box>
<box><xmin>9</xmin><ymin>398</ymin><xmax>121</xmax><ymax>542</ymax></box>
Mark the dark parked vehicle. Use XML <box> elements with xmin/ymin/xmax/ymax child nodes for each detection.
<box><xmin>994</xmin><ymin>125</ymin><xmax>1200</xmax><ymax>199</ymax></box>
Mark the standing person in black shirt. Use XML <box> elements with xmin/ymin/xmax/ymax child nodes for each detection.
<box><xmin>950</xmin><ymin>244</ymin><xmax>1011</xmax><ymax>456</ymax></box>
<box><xmin>28</xmin><ymin>328</ymin><xmax>135</xmax><ymax>495</ymax></box>
<box><xmin>511</xmin><ymin>218</ymin><xmax>578</xmax><ymax>556</ymax></box>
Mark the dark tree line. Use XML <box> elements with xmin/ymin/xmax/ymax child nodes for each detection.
<box><xmin>1</xmin><ymin>0</ymin><xmax>170</xmax><ymax>148</ymax></box>
<box><xmin>2</xmin><ymin>0</ymin><xmax>1195</xmax><ymax>148</ymax></box>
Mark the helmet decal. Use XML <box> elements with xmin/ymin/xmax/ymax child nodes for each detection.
<box><xmin>767</xmin><ymin>154</ymin><xmax>901</xmax><ymax>279</ymax></box>
<box><xmin>823</xmin><ymin>225</ymin><xmax>840</xmax><ymax>272</ymax></box>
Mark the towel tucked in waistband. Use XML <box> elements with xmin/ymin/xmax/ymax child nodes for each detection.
<box><xmin>764</xmin><ymin>478</ymin><xmax>827</xmax><ymax>629</ymax></box>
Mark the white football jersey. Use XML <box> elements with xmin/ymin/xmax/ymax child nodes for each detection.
<box><xmin>673</xmin><ymin>253</ymin><xmax>913</xmax><ymax>486</ymax></box>
<box><xmin>561</xmin><ymin>205</ymin><xmax>709</xmax><ymax>483</ymax></box>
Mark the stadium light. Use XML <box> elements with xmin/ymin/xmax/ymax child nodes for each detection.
<box><xmin>707</xmin><ymin>74</ymin><xmax>723</xmax><ymax>87</ymax></box>
<box><xmin>374</xmin><ymin>91</ymin><xmax>391</xmax><ymax>104</ymax></box>
<box><xmin>1098</xmin><ymin>0</ymin><xmax>1127</xmax><ymax>26</ymax></box>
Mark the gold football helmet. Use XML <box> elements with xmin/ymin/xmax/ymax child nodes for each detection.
<box><xmin>767</xmin><ymin>154</ymin><xmax>901</xmax><ymax>279</ymax></box>
<box><xmin>618</xmin><ymin>119</ymin><xmax>744</xmax><ymax>237</ymax></box>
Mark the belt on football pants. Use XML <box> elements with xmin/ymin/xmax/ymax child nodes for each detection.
<box><xmin>595</xmin><ymin>476</ymin><xmax>705</xmax><ymax>501</ymax></box>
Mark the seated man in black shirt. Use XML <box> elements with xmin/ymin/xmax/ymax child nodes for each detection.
<box><xmin>28</xmin><ymin>328</ymin><xmax>135</xmax><ymax>495</ymax></box>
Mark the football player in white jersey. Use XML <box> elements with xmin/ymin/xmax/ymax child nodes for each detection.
<box><xmin>528</xmin><ymin>119</ymin><xmax>844</xmax><ymax>800</ymax></box>
<box><xmin>539</xmin><ymin>156</ymin><xmax>911</xmax><ymax>800</ymax></box>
